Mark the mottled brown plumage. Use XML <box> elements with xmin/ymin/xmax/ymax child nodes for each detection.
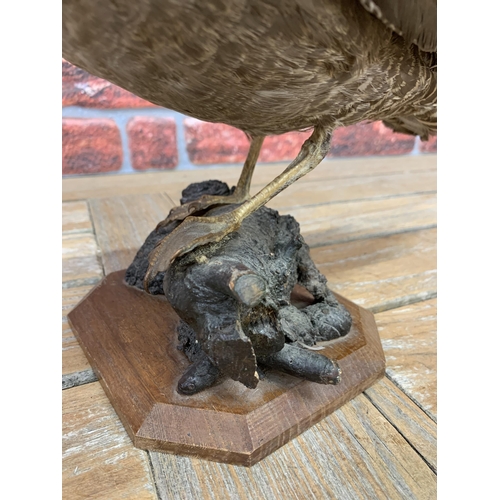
<box><xmin>63</xmin><ymin>0</ymin><xmax>436</xmax><ymax>138</ymax></box>
<box><xmin>63</xmin><ymin>0</ymin><xmax>437</xmax><ymax>275</ymax></box>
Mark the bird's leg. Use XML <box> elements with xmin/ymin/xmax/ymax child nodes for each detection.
<box><xmin>156</xmin><ymin>136</ymin><xmax>264</xmax><ymax>228</ymax></box>
<box><xmin>145</xmin><ymin>127</ymin><xmax>332</xmax><ymax>287</ymax></box>
<box><xmin>232</xmin><ymin>135</ymin><xmax>264</xmax><ymax>197</ymax></box>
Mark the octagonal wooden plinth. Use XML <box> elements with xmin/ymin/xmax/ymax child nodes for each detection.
<box><xmin>68</xmin><ymin>270</ymin><xmax>385</xmax><ymax>466</ymax></box>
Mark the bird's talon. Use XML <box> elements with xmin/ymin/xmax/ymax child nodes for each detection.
<box><xmin>157</xmin><ymin>192</ymin><xmax>248</xmax><ymax>228</ymax></box>
<box><xmin>146</xmin><ymin>212</ymin><xmax>241</xmax><ymax>287</ymax></box>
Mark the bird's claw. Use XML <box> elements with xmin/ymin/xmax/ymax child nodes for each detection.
<box><xmin>156</xmin><ymin>193</ymin><xmax>247</xmax><ymax>229</ymax></box>
<box><xmin>156</xmin><ymin>196</ymin><xmax>215</xmax><ymax>229</ymax></box>
<box><xmin>145</xmin><ymin>212</ymin><xmax>241</xmax><ymax>290</ymax></box>
<box><xmin>156</xmin><ymin>200</ymin><xmax>206</xmax><ymax>229</ymax></box>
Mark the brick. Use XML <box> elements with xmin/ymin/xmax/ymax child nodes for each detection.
<box><xmin>126</xmin><ymin>117</ymin><xmax>178</xmax><ymax>170</ymax></box>
<box><xmin>62</xmin><ymin>59</ymin><xmax>156</xmax><ymax>109</ymax></box>
<box><xmin>328</xmin><ymin>121</ymin><xmax>415</xmax><ymax>157</ymax></box>
<box><xmin>185</xmin><ymin>118</ymin><xmax>416</xmax><ymax>166</ymax></box>
<box><xmin>260</xmin><ymin>131</ymin><xmax>312</xmax><ymax>162</ymax></box>
<box><xmin>63</xmin><ymin>118</ymin><xmax>123</xmax><ymax>175</ymax></box>
<box><xmin>419</xmin><ymin>135</ymin><xmax>437</xmax><ymax>153</ymax></box>
<box><xmin>185</xmin><ymin>119</ymin><xmax>315</xmax><ymax>165</ymax></box>
<box><xmin>184</xmin><ymin>119</ymin><xmax>249</xmax><ymax>165</ymax></box>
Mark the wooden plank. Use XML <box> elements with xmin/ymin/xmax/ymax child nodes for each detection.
<box><xmin>295</xmin><ymin>193</ymin><xmax>436</xmax><ymax>248</ymax></box>
<box><xmin>63</xmin><ymin>382</ymin><xmax>157</xmax><ymax>500</ymax></box>
<box><xmin>312</xmin><ymin>228</ymin><xmax>436</xmax><ymax>311</ymax></box>
<box><xmin>62</xmin><ymin>200</ymin><xmax>102</xmax><ymax>290</ymax></box>
<box><xmin>374</xmin><ymin>299</ymin><xmax>437</xmax><ymax>418</ymax></box>
<box><xmin>160</xmin><ymin>169</ymin><xmax>436</xmax><ymax>212</ymax></box>
<box><xmin>264</xmin><ymin>170</ymin><xmax>436</xmax><ymax>212</ymax></box>
<box><xmin>63</xmin><ymin>285</ymin><xmax>94</xmax><ymax>316</ymax></box>
<box><xmin>62</xmin><ymin>155</ymin><xmax>436</xmax><ymax>201</ymax></box>
<box><xmin>62</xmin><ymin>200</ymin><xmax>93</xmax><ymax>234</ymax></box>
<box><xmin>149</xmin><ymin>391</ymin><xmax>436</xmax><ymax>500</ymax></box>
<box><xmin>63</xmin><ymin>316</ymin><xmax>92</xmax><ymax>376</ymax></box>
<box><xmin>364</xmin><ymin>377</ymin><xmax>437</xmax><ymax>472</ymax></box>
<box><xmin>89</xmin><ymin>192</ymin><xmax>175</xmax><ymax>274</ymax></box>
<box><xmin>62</xmin><ymin>232</ymin><xmax>103</xmax><ymax>288</ymax></box>
<box><xmin>149</xmin><ymin>170</ymin><xmax>436</xmax><ymax>214</ymax></box>
<box><xmin>62</xmin><ymin>279</ymin><xmax>95</xmax><ymax>380</ymax></box>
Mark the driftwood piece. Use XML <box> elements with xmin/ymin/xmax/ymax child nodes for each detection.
<box><xmin>126</xmin><ymin>180</ymin><xmax>352</xmax><ymax>394</ymax></box>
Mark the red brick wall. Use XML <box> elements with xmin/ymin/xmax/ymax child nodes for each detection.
<box><xmin>62</xmin><ymin>60</ymin><xmax>437</xmax><ymax>176</ymax></box>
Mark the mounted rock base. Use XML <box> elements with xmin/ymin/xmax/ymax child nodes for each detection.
<box><xmin>68</xmin><ymin>269</ymin><xmax>385</xmax><ymax>466</ymax></box>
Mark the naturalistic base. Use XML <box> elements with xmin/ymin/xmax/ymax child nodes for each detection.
<box><xmin>68</xmin><ymin>269</ymin><xmax>385</xmax><ymax>466</ymax></box>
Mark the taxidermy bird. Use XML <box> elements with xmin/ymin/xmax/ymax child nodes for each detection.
<box><xmin>62</xmin><ymin>0</ymin><xmax>437</xmax><ymax>282</ymax></box>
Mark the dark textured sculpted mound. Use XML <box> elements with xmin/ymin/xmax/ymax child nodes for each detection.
<box><xmin>126</xmin><ymin>180</ymin><xmax>352</xmax><ymax>394</ymax></box>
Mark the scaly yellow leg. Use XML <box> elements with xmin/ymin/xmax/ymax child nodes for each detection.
<box><xmin>145</xmin><ymin>127</ymin><xmax>332</xmax><ymax>289</ymax></box>
<box><xmin>157</xmin><ymin>136</ymin><xmax>264</xmax><ymax>227</ymax></box>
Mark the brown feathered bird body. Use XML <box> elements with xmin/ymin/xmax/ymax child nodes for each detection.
<box><xmin>63</xmin><ymin>0</ymin><xmax>436</xmax><ymax>139</ymax></box>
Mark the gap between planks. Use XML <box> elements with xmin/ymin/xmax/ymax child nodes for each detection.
<box><xmin>384</xmin><ymin>372</ymin><xmax>437</xmax><ymax>424</ymax></box>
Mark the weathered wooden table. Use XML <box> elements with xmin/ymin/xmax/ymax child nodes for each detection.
<box><xmin>62</xmin><ymin>154</ymin><xmax>437</xmax><ymax>499</ymax></box>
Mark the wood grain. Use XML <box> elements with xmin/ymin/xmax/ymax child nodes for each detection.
<box><xmin>68</xmin><ymin>270</ymin><xmax>385</xmax><ymax>465</ymax></box>
<box><xmin>63</xmin><ymin>286</ymin><xmax>94</xmax><ymax>376</ymax></box>
<box><xmin>62</xmin><ymin>155</ymin><xmax>436</xmax><ymax>202</ymax></box>
<box><xmin>149</xmin><ymin>391</ymin><xmax>436</xmax><ymax>499</ymax></box>
<box><xmin>264</xmin><ymin>170</ymin><xmax>436</xmax><ymax>212</ymax></box>
<box><xmin>63</xmin><ymin>382</ymin><xmax>157</xmax><ymax>500</ymax></box>
<box><xmin>62</xmin><ymin>233</ymin><xmax>103</xmax><ymax>288</ymax></box>
<box><xmin>364</xmin><ymin>377</ymin><xmax>436</xmax><ymax>472</ymax></box>
<box><xmin>63</xmin><ymin>285</ymin><xmax>95</xmax><ymax>314</ymax></box>
<box><xmin>62</xmin><ymin>200</ymin><xmax>103</xmax><ymax>288</ymax></box>
<box><xmin>295</xmin><ymin>192</ymin><xmax>436</xmax><ymax>248</ymax></box>
<box><xmin>63</xmin><ymin>316</ymin><xmax>92</xmax><ymax>376</ymax></box>
<box><xmin>62</xmin><ymin>200</ymin><xmax>93</xmax><ymax>234</ymax></box>
<box><xmin>374</xmin><ymin>299</ymin><xmax>437</xmax><ymax>418</ymax></box>
<box><xmin>313</xmin><ymin>228</ymin><xmax>437</xmax><ymax>311</ymax></box>
<box><xmin>89</xmin><ymin>192</ymin><xmax>175</xmax><ymax>274</ymax></box>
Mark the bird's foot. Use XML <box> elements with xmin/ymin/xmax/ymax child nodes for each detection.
<box><xmin>156</xmin><ymin>191</ymin><xmax>249</xmax><ymax>229</ymax></box>
<box><xmin>145</xmin><ymin>209</ymin><xmax>242</xmax><ymax>289</ymax></box>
